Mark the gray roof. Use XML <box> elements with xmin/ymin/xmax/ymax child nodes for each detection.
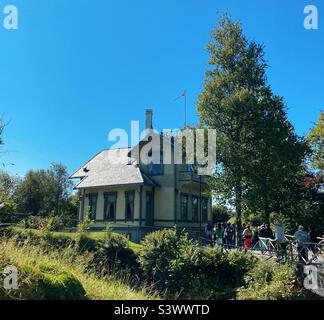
<box><xmin>70</xmin><ymin>148</ymin><xmax>159</xmax><ymax>189</ymax></box>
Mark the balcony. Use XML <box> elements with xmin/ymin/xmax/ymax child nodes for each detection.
<box><xmin>178</xmin><ymin>171</ymin><xmax>208</xmax><ymax>184</ymax></box>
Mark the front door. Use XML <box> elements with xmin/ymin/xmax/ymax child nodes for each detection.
<box><xmin>145</xmin><ymin>191</ymin><xmax>154</xmax><ymax>226</ymax></box>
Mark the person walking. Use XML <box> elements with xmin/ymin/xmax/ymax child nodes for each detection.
<box><xmin>264</xmin><ymin>224</ymin><xmax>274</xmax><ymax>239</ymax></box>
<box><xmin>242</xmin><ymin>224</ymin><xmax>253</xmax><ymax>251</ymax></box>
<box><xmin>251</xmin><ymin>225</ymin><xmax>260</xmax><ymax>249</ymax></box>
<box><xmin>294</xmin><ymin>225</ymin><xmax>310</xmax><ymax>263</ymax></box>
<box><xmin>213</xmin><ymin>223</ymin><xmax>224</xmax><ymax>247</ymax></box>
<box><xmin>205</xmin><ymin>222</ymin><xmax>213</xmax><ymax>242</ymax></box>
<box><xmin>224</xmin><ymin>223</ymin><xmax>235</xmax><ymax>248</ymax></box>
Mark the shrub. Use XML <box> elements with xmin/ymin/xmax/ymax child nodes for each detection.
<box><xmin>226</xmin><ymin>249</ymin><xmax>258</xmax><ymax>287</ymax></box>
<box><xmin>18</xmin><ymin>215</ymin><xmax>45</xmax><ymax>230</ymax></box>
<box><xmin>18</xmin><ymin>216</ymin><xmax>64</xmax><ymax>231</ymax></box>
<box><xmin>77</xmin><ymin>216</ymin><xmax>93</xmax><ymax>235</ymax></box>
<box><xmin>88</xmin><ymin>233</ymin><xmax>140</xmax><ymax>279</ymax></box>
<box><xmin>138</xmin><ymin>228</ymin><xmax>191</xmax><ymax>294</ymax></box>
<box><xmin>138</xmin><ymin>228</ymin><xmax>257</xmax><ymax>299</ymax></box>
<box><xmin>237</xmin><ymin>260</ymin><xmax>304</xmax><ymax>300</ymax></box>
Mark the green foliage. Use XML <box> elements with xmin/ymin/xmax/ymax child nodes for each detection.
<box><xmin>0</xmin><ymin>198</ymin><xmax>17</xmax><ymax>223</ymax></box>
<box><xmin>16</xmin><ymin>264</ymin><xmax>87</xmax><ymax>300</ymax></box>
<box><xmin>89</xmin><ymin>235</ymin><xmax>140</xmax><ymax>278</ymax></box>
<box><xmin>0</xmin><ymin>236</ymin><xmax>152</xmax><ymax>300</ymax></box>
<box><xmin>0</xmin><ymin>172</ymin><xmax>20</xmax><ymax>223</ymax></box>
<box><xmin>15</xmin><ymin>163</ymin><xmax>73</xmax><ymax>216</ymax></box>
<box><xmin>270</xmin><ymin>173</ymin><xmax>324</xmax><ymax>235</ymax></box>
<box><xmin>197</xmin><ymin>14</ymin><xmax>308</xmax><ymax>234</ymax></box>
<box><xmin>212</xmin><ymin>205</ymin><xmax>232</xmax><ymax>223</ymax></box>
<box><xmin>237</xmin><ymin>261</ymin><xmax>304</xmax><ymax>300</ymax></box>
<box><xmin>4</xmin><ymin>226</ymin><xmax>141</xmax><ymax>281</ymax></box>
<box><xmin>77</xmin><ymin>216</ymin><xmax>93</xmax><ymax>235</ymax></box>
<box><xmin>307</xmin><ymin>112</ymin><xmax>324</xmax><ymax>174</ymax></box>
<box><xmin>138</xmin><ymin>228</ymin><xmax>257</xmax><ymax>299</ymax></box>
<box><xmin>64</xmin><ymin>193</ymin><xmax>80</xmax><ymax>224</ymax></box>
<box><xmin>0</xmin><ymin>171</ymin><xmax>20</xmax><ymax>200</ymax></box>
<box><xmin>18</xmin><ymin>215</ymin><xmax>64</xmax><ymax>232</ymax></box>
<box><xmin>138</xmin><ymin>229</ymin><xmax>188</xmax><ymax>289</ymax></box>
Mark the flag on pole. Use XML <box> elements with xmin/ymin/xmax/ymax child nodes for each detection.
<box><xmin>174</xmin><ymin>90</ymin><xmax>186</xmax><ymax>101</ymax></box>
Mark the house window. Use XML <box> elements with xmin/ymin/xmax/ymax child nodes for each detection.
<box><xmin>125</xmin><ymin>191</ymin><xmax>135</xmax><ymax>220</ymax></box>
<box><xmin>104</xmin><ymin>193</ymin><xmax>117</xmax><ymax>221</ymax></box>
<box><xmin>192</xmin><ymin>196</ymin><xmax>199</xmax><ymax>222</ymax></box>
<box><xmin>202</xmin><ymin>197</ymin><xmax>209</xmax><ymax>222</ymax></box>
<box><xmin>180</xmin><ymin>194</ymin><xmax>189</xmax><ymax>221</ymax></box>
<box><xmin>88</xmin><ymin>193</ymin><xmax>98</xmax><ymax>220</ymax></box>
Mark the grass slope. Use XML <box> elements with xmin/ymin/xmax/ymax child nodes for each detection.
<box><xmin>0</xmin><ymin>237</ymin><xmax>155</xmax><ymax>300</ymax></box>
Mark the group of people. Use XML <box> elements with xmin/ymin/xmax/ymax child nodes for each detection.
<box><xmin>205</xmin><ymin>222</ymin><xmax>236</xmax><ymax>248</ymax></box>
<box><xmin>205</xmin><ymin>220</ymin><xmax>321</xmax><ymax>263</ymax></box>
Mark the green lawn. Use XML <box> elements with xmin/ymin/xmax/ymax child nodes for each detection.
<box><xmin>11</xmin><ymin>227</ymin><xmax>142</xmax><ymax>253</ymax></box>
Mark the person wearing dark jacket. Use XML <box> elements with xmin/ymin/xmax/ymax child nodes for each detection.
<box><xmin>263</xmin><ymin>224</ymin><xmax>274</xmax><ymax>239</ymax></box>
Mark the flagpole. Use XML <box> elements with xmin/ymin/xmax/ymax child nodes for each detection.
<box><xmin>184</xmin><ymin>91</ymin><xmax>187</xmax><ymax>128</ymax></box>
<box><xmin>174</xmin><ymin>90</ymin><xmax>187</xmax><ymax>128</ymax></box>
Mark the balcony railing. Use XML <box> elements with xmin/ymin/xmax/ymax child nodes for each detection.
<box><xmin>178</xmin><ymin>171</ymin><xmax>207</xmax><ymax>183</ymax></box>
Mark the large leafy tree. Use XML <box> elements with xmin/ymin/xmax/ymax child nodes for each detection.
<box><xmin>243</xmin><ymin>91</ymin><xmax>308</xmax><ymax>223</ymax></box>
<box><xmin>0</xmin><ymin>171</ymin><xmax>20</xmax><ymax>200</ymax></box>
<box><xmin>197</xmin><ymin>15</ymin><xmax>308</xmax><ymax>242</ymax></box>
<box><xmin>0</xmin><ymin>172</ymin><xmax>20</xmax><ymax>223</ymax></box>
<box><xmin>198</xmin><ymin>16</ymin><xmax>267</xmax><ymax>242</ymax></box>
<box><xmin>15</xmin><ymin>163</ymin><xmax>73</xmax><ymax>216</ymax></box>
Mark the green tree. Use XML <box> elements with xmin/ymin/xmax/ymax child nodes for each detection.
<box><xmin>243</xmin><ymin>92</ymin><xmax>308</xmax><ymax>223</ymax></box>
<box><xmin>51</xmin><ymin>163</ymin><xmax>74</xmax><ymax>216</ymax></box>
<box><xmin>212</xmin><ymin>205</ymin><xmax>232</xmax><ymax>223</ymax></box>
<box><xmin>197</xmin><ymin>15</ymin><xmax>307</xmax><ymax>242</ymax></box>
<box><xmin>64</xmin><ymin>192</ymin><xmax>80</xmax><ymax>224</ymax></box>
<box><xmin>0</xmin><ymin>172</ymin><xmax>20</xmax><ymax>223</ymax></box>
<box><xmin>15</xmin><ymin>163</ymin><xmax>73</xmax><ymax>216</ymax></box>
<box><xmin>0</xmin><ymin>171</ymin><xmax>20</xmax><ymax>200</ymax></box>
<box><xmin>307</xmin><ymin>112</ymin><xmax>324</xmax><ymax>174</ymax></box>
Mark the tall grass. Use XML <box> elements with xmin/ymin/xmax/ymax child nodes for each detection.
<box><xmin>0</xmin><ymin>238</ymin><xmax>158</xmax><ymax>300</ymax></box>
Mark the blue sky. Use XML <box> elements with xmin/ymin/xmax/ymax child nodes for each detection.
<box><xmin>0</xmin><ymin>0</ymin><xmax>323</xmax><ymax>176</ymax></box>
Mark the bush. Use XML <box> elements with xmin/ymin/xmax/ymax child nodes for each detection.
<box><xmin>18</xmin><ymin>216</ymin><xmax>64</xmax><ymax>231</ymax></box>
<box><xmin>138</xmin><ymin>229</ymin><xmax>190</xmax><ymax>294</ymax></box>
<box><xmin>237</xmin><ymin>260</ymin><xmax>304</xmax><ymax>300</ymax></box>
<box><xmin>88</xmin><ymin>233</ymin><xmax>140</xmax><ymax>279</ymax></box>
<box><xmin>138</xmin><ymin>228</ymin><xmax>257</xmax><ymax>299</ymax></box>
<box><xmin>77</xmin><ymin>216</ymin><xmax>93</xmax><ymax>235</ymax></box>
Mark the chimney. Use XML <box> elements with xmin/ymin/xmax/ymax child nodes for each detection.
<box><xmin>146</xmin><ymin>109</ymin><xmax>153</xmax><ymax>129</ymax></box>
